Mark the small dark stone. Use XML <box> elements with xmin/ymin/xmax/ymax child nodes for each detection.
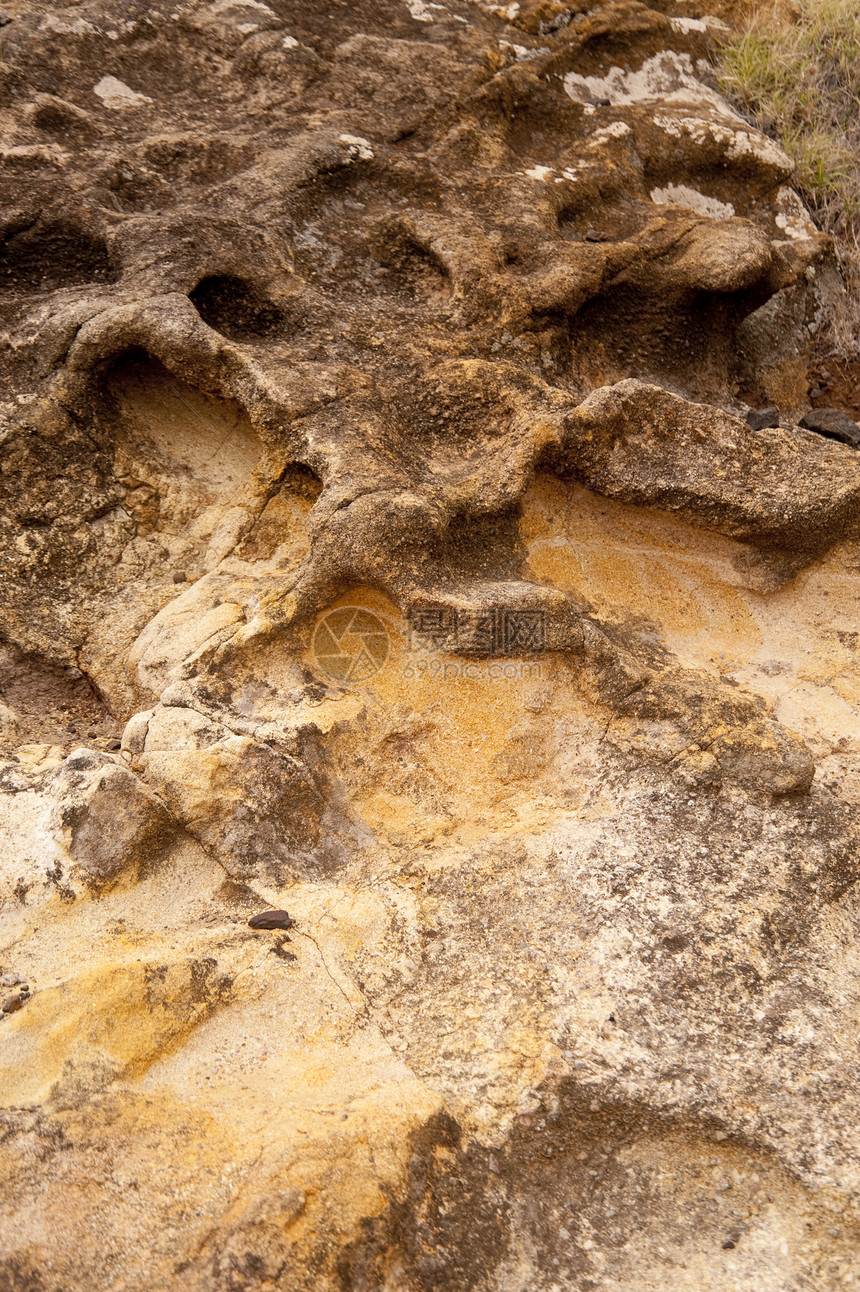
<box><xmin>248</xmin><ymin>909</ymin><xmax>295</xmax><ymax>930</ymax></box>
<box><xmin>1</xmin><ymin>993</ymin><xmax>24</xmax><ymax>1014</ymax></box>
<box><xmin>745</xmin><ymin>406</ymin><xmax>779</xmax><ymax>431</ymax></box>
<box><xmin>172</xmin><ymin>571</ymin><xmax>187</xmax><ymax>583</ymax></box>
<box><xmin>107</xmin><ymin>739</ymin><xmax>122</xmax><ymax>750</ymax></box>
<box><xmin>799</xmin><ymin>407</ymin><xmax>860</xmax><ymax>449</ymax></box>
<box><xmin>0</xmin><ymin>11</ymin><xmax>11</xmax><ymax>27</ymax></box>
<box><xmin>722</xmin><ymin>1240</ymin><xmax>736</xmax><ymax>1250</ymax></box>
<box><xmin>584</xmin><ymin>228</ymin><xmax>611</xmax><ymax>242</ymax></box>
<box><xmin>807</xmin><ymin>384</ymin><xmax>823</xmax><ymax>400</ymax></box>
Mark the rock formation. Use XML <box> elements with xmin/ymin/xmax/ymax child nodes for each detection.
<box><xmin>2</xmin><ymin>0</ymin><xmax>860</xmax><ymax>1287</ymax></box>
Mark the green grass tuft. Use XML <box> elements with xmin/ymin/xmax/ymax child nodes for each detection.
<box><xmin>715</xmin><ymin>0</ymin><xmax>860</xmax><ymax>357</ymax></box>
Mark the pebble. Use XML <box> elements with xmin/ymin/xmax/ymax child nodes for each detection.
<box><xmin>745</xmin><ymin>406</ymin><xmax>779</xmax><ymax>431</ymax></box>
<box><xmin>799</xmin><ymin>407</ymin><xmax>860</xmax><ymax>450</ymax></box>
<box><xmin>172</xmin><ymin>571</ymin><xmax>187</xmax><ymax>583</ymax></box>
<box><xmin>584</xmin><ymin>228</ymin><xmax>612</xmax><ymax>242</ymax></box>
<box><xmin>1</xmin><ymin>994</ymin><xmax>24</xmax><ymax>1014</ymax></box>
<box><xmin>0</xmin><ymin>973</ymin><xmax>24</xmax><ymax>987</ymax></box>
<box><xmin>248</xmin><ymin>909</ymin><xmax>295</xmax><ymax>931</ymax></box>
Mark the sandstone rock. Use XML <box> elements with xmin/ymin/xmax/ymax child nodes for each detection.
<box><xmin>133</xmin><ymin>703</ymin><xmax>327</xmax><ymax>880</ymax></box>
<box><xmin>562</xmin><ymin>379</ymin><xmax>860</xmax><ymax>553</ymax></box>
<box><xmin>0</xmin><ymin>955</ymin><xmax>234</xmax><ymax>1106</ymax></box>
<box><xmin>50</xmin><ymin>749</ymin><xmax>178</xmax><ymax>890</ymax></box>
<box><xmin>2</xmin><ymin>0</ymin><xmax>860</xmax><ymax>1287</ymax></box>
<box><xmin>0</xmin><ymin>702</ymin><xmax>19</xmax><ymax>738</ymax></box>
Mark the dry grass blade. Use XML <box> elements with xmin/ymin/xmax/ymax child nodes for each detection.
<box><xmin>715</xmin><ymin>0</ymin><xmax>860</xmax><ymax>358</ymax></box>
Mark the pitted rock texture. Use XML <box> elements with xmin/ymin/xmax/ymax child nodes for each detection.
<box><xmin>2</xmin><ymin>0</ymin><xmax>860</xmax><ymax>1289</ymax></box>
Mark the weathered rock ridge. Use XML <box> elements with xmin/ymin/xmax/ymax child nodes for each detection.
<box><xmin>2</xmin><ymin>0</ymin><xmax>860</xmax><ymax>1288</ymax></box>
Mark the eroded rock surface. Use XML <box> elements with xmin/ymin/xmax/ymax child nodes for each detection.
<box><xmin>2</xmin><ymin>0</ymin><xmax>860</xmax><ymax>1288</ymax></box>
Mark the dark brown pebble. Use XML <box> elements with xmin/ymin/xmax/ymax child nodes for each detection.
<box><xmin>722</xmin><ymin>1240</ymin><xmax>736</xmax><ymax>1250</ymax></box>
<box><xmin>1</xmin><ymin>994</ymin><xmax>24</xmax><ymax>1013</ymax></box>
<box><xmin>584</xmin><ymin>228</ymin><xmax>612</xmax><ymax>242</ymax></box>
<box><xmin>173</xmin><ymin>571</ymin><xmax>187</xmax><ymax>583</ymax></box>
<box><xmin>248</xmin><ymin>909</ymin><xmax>295</xmax><ymax>930</ymax></box>
<box><xmin>107</xmin><ymin>739</ymin><xmax>122</xmax><ymax>750</ymax></box>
